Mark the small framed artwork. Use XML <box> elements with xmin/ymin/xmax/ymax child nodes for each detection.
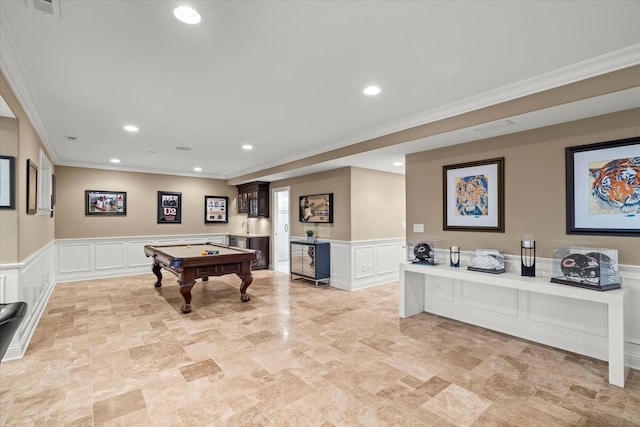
<box><xmin>443</xmin><ymin>157</ymin><xmax>505</xmax><ymax>232</ymax></box>
<box><xmin>566</xmin><ymin>136</ymin><xmax>639</xmax><ymax>236</ymax></box>
<box><xmin>158</xmin><ymin>191</ymin><xmax>182</xmax><ymax>223</ymax></box>
<box><xmin>26</xmin><ymin>159</ymin><xmax>37</xmax><ymax>215</ymax></box>
<box><xmin>85</xmin><ymin>190</ymin><xmax>127</xmax><ymax>215</ymax></box>
<box><xmin>204</xmin><ymin>195</ymin><xmax>229</xmax><ymax>223</ymax></box>
<box><xmin>0</xmin><ymin>155</ymin><xmax>15</xmax><ymax>209</ymax></box>
<box><xmin>299</xmin><ymin>193</ymin><xmax>333</xmax><ymax>223</ymax></box>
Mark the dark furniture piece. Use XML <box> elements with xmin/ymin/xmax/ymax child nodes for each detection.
<box><xmin>229</xmin><ymin>235</ymin><xmax>270</xmax><ymax>270</ymax></box>
<box><xmin>144</xmin><ymin>243</ymin><xmax>257</xmax><ymax>314</ymax></box>
<box><xmin>0</xmin><ymin>302</ymin><xmax>27</xmax><ymax>361</ymax></box>
<box><xmin>237</xmin><ymin>181</ymin><xmax>270</xmax><ymax>217</ymax></box>
<box><xmin>290</xmin><ymin>240</ymin><xmax>330</xmax><ymax>286</ymax></box>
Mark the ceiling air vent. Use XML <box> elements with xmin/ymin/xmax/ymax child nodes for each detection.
<box><xmin>27</xmin><ymin>0</ymin><xmax>61</xmax><ymax>18</ymax></box>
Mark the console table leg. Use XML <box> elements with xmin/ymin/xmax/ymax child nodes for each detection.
<box><xmin>608</xmin><ymin>299</ymin><xmax>627</xmax><ymax>387</ymax></box>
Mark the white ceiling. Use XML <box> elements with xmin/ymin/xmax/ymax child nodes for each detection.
<box><xmin>1</xmin><ymin>1</ymin><xmax>639</xmax><ymax>182</ymax></box>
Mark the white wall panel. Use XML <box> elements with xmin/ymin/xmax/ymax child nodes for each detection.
<box><xmin>58</xmin><ymin>243</ymin><xmax>92</xmax><ymax>273</ymax></box>
<box><xmin>425</xmin><ymin>275</ymin><xmax>454</xmax><ymax>302</ymax></box>
<box><xmin>527</xmin><ymin>293</ymin><xmax>607</xmax><ymax>336</ymax></box>
<box><xmin>354</xmin><ymin>245</ymin><xmax>375</xmax><ymax>279</ymax></box>
<box><xmin>95</xmin><ymin>242</ymin><xmax>125</xmax><ymax>270</ymax></box>
<box><xmin>129</xmin><ymin>240</ymin><xmax>153</xmax><ymax>267</ymax></box>
<box><xmin>460</xmin><ymin>281</ymin><xmax>518</xmax><ymax>316</ymax></box>
<box><xmin>376</xmin><ymin>244</ymin><xmax>398</xmax><ymax>275</ymax></box>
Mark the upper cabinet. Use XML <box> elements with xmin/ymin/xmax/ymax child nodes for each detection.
<box><xmin>237</xmin><ymin>181</ymin><xmax>270</xmax><ymax>217</ymax></box>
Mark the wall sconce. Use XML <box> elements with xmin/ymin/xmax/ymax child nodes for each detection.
<box><xmin>521</xmin><ymin>234</ymin><xmax>535</xmax><ymax>277</ymax></box>
<box><xmin>450</xmin><ymin>245</ymin><xmax>460</xmax><ymax>267</ymax></box>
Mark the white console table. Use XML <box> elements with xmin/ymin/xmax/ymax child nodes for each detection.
<box><xmin>399</xmin><ymin>262</ymin><xmax>628</xmax><ymax>387</ymax></box>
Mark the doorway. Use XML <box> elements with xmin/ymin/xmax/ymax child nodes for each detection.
<box><xmin>272</xmin><ymin>186</ymin><xmax>290</xmax><ymax>273</ymax></box>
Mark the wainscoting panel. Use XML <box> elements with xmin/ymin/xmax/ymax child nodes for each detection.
<box><xmin>409</xmin><ymin>256</ymin><xmax>640</xmax><ymax>371</ymax></box>
<box><xmin>56</xmin><ymin>234</ymin><xmax>229</xmax><ymax>283</ymax></box>
<box><xmin>354</xmin><ymin>245</ymin><xmax>375</xmax><ymax>279</ymax></box>
<box><xmin>58</xmin><ymin>242</ymin><xmax>92</xmax><ymax>273</ymax></box>
<box><xmin>0</xmin><ymin>242</ymin><xmax>56</xmax><ymax>361</ymax></box>
<box><xmin>95</xmin><ymin>241</ymin><xmax>126</xmax><ymax>270</ymax></box>
<box><xmin>460</xmin><ymin>281</ymin><xmax>519</xmax><ymax>317</ymax></box>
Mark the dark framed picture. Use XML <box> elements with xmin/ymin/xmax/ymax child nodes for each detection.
<box><xmin>158</xmin><ymin>191</ymin><xmax>181</xmax><ymax>223</ymax></box>
<box><xmin>204</xmin><ymin>195</ymin><xmax>229</xmax><ymax>223</ymax></box>
<box><xmin>0</xmin><ymin>155</ymin><xmax>15</xmax><ymax>209</ymax></box>
<box><xmin>85</xmin><ymin>190</ymin><xmax>127</xmax><ymax>215</ymax></box>
<box><xmin>443</xmin><ymin>157</ymin><xmax>505</xmax><ymax>232</ymax></box>
<box><xmin>566</xmin><ymin>136</ymin><xmax>639</xmax><ymax>236</ymax></box>
<box><xmin>299</xmin><ymin>193</ymin><xmax>333</xmax><ymax>223</ymax></box>
<box><xmin>26</xmin><ymin>159</ymin><xmax>37</xmax><ymax>215</ymax></box>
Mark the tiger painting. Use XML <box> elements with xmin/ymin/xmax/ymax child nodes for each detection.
<box><xmin>455</xmin><ymin>174</ymin><xmax>488</xmax><ymax>216</ymax></box>
<box><xmin>589</xmin><ymin>157</ymin><xmax>640</xmax><ymax>215</ymax></box>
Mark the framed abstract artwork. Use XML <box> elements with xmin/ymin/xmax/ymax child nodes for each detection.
<box><xmin>443</xmin><ymin>157</ymin><xmax>504</xmax><ymax>232</ymax></box>
<box><xmin>566</xmin><ymin>136</ymin><xmax>639</xmax><ymax>236</ymax></box>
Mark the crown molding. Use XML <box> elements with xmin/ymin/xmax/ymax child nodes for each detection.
<box><xmin>0</xmin><ymin>14</ymin><xmax>59</xmax><ymax>162</ymax></box>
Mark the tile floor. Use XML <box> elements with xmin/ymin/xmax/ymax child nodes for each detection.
<box><xmin>0</xmin><ymin>270</ymin><xmax>639</xmax><ymax>426</ymax></box>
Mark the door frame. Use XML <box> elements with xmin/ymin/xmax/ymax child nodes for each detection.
<box><xmin>271</xmin><ymin>186</ymin><xmax>290</xmax><ymax>272</ymax></box>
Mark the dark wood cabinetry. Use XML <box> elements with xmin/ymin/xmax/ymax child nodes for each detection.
<box><xmin>237</xmin><ymin>182</ymin><xmax>270</xmax><ymax>218</ymax></box>
<box><xmin>229</xmin><ymin>235</ymin><xmax>269</xmax><ymax>270</ymax></box>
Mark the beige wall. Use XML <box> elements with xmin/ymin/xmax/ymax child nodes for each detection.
<box><xmin>406</xmin><ymin>108</ymin><xmax>640</xmax><ymax>265</ymax></box>
<box><xmin>273</xmin><ymin>167</ymin><xmax>351</xmax><ymax>241</ymax></box>
<box><xmin>0</xmin><ymin>117</ymin><xmax>19</xmax><ymax>263</ymax></box>
<box><xmin>350</xmin><ymin>167</ymin><xmax>405</xmax><ymax>241</ymax></box>
<box><xmin>54</xmin><ymin>166</ymin><xmax>271</xmax><ymax>238</ymax></box>
<box><xmin>0</xmin><ymin>71</ymin><xmax>55</xmax><ymax>263</ymax></box>
<box><xmin>272</xmin><ymin>166</ymin><xmax>405</xmax><ymax>241</ymax></box>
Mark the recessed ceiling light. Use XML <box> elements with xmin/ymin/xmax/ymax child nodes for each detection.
<box><xmin>393</xmin><ymin>161</ymin><xmax>403</xmax><ymax>166</ymax></box>
<box><xmin>242</xmin><ymin>144</ymin><xmax>253</xmax><ymax>151</ymax></box>
<box><xmin>193</xmin><ymin>167</ymin><xmax>202</xmax><ymax>172</ymax></box>
<box><xmin>110</xmin><ymin>158</ymin><xmax>121</xmax><ymax>163</ymax></box>
<box><xmin>173</xmin><ymin>6</ymin><xmax>201</xmax><ymax>24</ymax></box>
<box><xmin>123</xmin><ymin>125</ymin><xmax>139</xmax><ymax>132</ymax></box>
<box><xmin>363</xmin><ymin>85</ymin><xmax>381</xmax><ymax>96</ymax></box>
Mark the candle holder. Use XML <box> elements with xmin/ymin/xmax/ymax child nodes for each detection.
<box><xmin>521</xmin><ymin>234</ymin><xmax>535</xmax><ymax>277</ymax></box>
<box><xmin>450</xmin><ymin>245</ymin><xmax>460</xmax><ymax>267</ymax></box>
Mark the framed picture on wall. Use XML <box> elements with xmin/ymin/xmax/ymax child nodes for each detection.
<box><xmin>0</xmin><ymin>155</ymin><xmax>15</xmax><ymax>209</ymax></box>
<box><xmin>204</xmin><ymin>195</ymin><xmax>228</xmax><ymax>223</ymax></box>
<box><xmin>26</xmin><ymin>159</ymin><xmax>37</xmax><ymax>215</ymax></box>
<box><xmin>443</xmin><ymin>157</ymin><xmax>505</xmax><ymax>232</ymax></box>
<box><xmin>566</xmin><ymin>136</ymin><xmax>639</xmax><ymax>236</ymax></box>
<box><xmin>85</xmin><ymin>190</ymin><xmax>127</xmax><ymax>215</ymax></box>
<box><xmin>158</xmin><ymin>191</ymin><xmax>182</xmax><ymax>223</ymax></box>
<box><xmin>299</xmin><ymin>193</ymin><xmax>333</xmax><ymax>223</ymax></box>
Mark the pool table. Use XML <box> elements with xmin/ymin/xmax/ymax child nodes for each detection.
<box><xmin>144</xmin><ymin>243</ymin><xmax>258</xmax><ymax>314</ymax></box>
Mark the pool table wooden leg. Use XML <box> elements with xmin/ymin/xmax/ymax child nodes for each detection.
<box><xmin>179</xmin><ymin>281</ymin><xmax>195</xmax><ymax>314</ymax></box>
<box><xmin>237</xmin><ymin>272</ymin><xmax>253</xmax><ymax>302</ymax></box>
<box><xmin>152</xmin><ymin>261</ymin><xmax>162</xmax><ymax>288</ymax></box>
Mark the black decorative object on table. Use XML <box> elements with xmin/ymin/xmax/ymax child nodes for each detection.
<box><xmin>521</xmin><ymin>234</ymin><xmax>535</xmax><ymax>277</ymax></box>
<box><xmin>450</xmin><ymin>245</ymin><xmax>460</xmax><ymax>267</ymax></box>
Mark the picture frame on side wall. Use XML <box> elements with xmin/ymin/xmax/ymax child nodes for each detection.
<box><xmin>566</xmin><ymin>136</ymin><xmax>639</xmax><ymax>236</ymax></box>
<box><xmin>443</xmin><ymin>157</ymin><xmax>505</xmax><ymax>232</ymax></box>
<box><xmin>204</xmin><ymin>195</ymin><xmax>229</xmax><ymax>223</ymax></box>
<box><xmin>158</xmin><ymin>191</ymin><xmax>182</xmax><ymax>223</ymax></box>
<box><xmin>85</xmin><ymin>190</ymin><xmax>127</xmax><ymax>215</ymax></box>
<box><xmin>299</xmin><ymin>193</ymin><xmax>333</xmax><ymax>223</ymax></box>
<box><xmin>0</xmin><ymin>155</ymin><xmax>15</xmax><ymax>209</ymax></box>
<box><xmin>26</xmin><ymin>159</ymin><xmax>37</xmax><ymax>215</ymax></box>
